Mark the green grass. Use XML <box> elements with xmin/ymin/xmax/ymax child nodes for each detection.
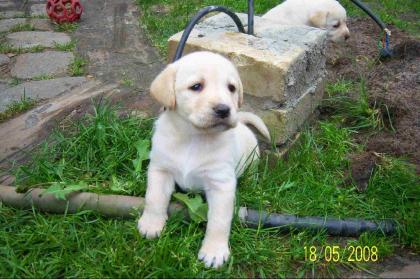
<box><xmin>54</xmin><ymin>22</ymin><xmax>79</xmax><ymax>33</ymax></box>
<box><xmin>69</xmin><ymin>56</ymin><xmax>87</xmax><ymax>76</ymax></box>
<box><xmin>0</xmin><ymin>40</ymin><xmax>76</xmax><ymax>55</ymax></box>
<box><xmin>120</xmin><ymin>72</ymin><xmax>134</xmax><ymax>87</ymax></box>
<box><xmin>54</xmin><ymin>40</ymin><xmax>76</xmax><ymax>51</ymax></box>
<box><xmin>136</xmin><ymin>0</ymin><xmax>279</xmax><ymax>56</ymax></box>
<box><xmin>0</xmin><ymin>43</ymin><xmax>45</xmax><ymax>54</ymax></box>
<box><xmin>31</xmin><ymin>74</ymin><xmax>55</xmax><ymax>81</ymax></box>
<box><xmin>323</xmin><ymin>78</ymin><xmax>394</xmax><ymax>131</ymax></box>
<box><xmin>8</xmin><ymin>77</ymin><xmax>21</xmax><ymax>86</ymax></box>
<box><xmin>0</xmin><ymin>92</ymin><xmax>38</xmax><ymax>123</ymax></box>
<box><xmin>15</xmin><ymin>101</ymin><xmax>153</xmax><ymax>196</ymax></box>
<box><xmin>137</xmin><ymin>0</ymin><xmax>419</xmax><ymax>57</ymax></box>
<box><xmin>5</xmin><ymin>97</ymin><xmax>418</xmax><ymax>277</ymax></box>
<box><xmin>8</xmin><ymin>23</ymin><xmax>35</xmax><ymax>33</ymax></box>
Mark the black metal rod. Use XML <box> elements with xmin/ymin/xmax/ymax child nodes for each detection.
<box><xmin>173</xmin><ymin>6</ymin><xmax>246</xmax><ymax>62</ymax></box>
<box><xmin>243</xmin><ymin>208</ymin><xmax>397</xmax><ymax>237</ymax></box>
<box><xmin>348</xmin><ymin>0</ymin><xmax>387</xmax><ymax>30</ymax></box>
<box><xmin>247</xmin><ymin>0</ymin><xmax>254</xmax><ymax>35</ymax></box>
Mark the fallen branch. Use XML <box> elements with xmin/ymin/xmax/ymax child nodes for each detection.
<box><xmin>0</xmin><ymin>185</ymin><xmax>396</xmax><ymax>237</ymax></box>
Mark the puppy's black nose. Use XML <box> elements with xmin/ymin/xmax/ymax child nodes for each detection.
<box><xmin>213</xmin><ymin>104</ymin><xmax>230</xmax><ymax>118</ymax></box>
<box><xmin>345</xmin><ymin>34</ymin><xmax>350</xmax><ymax>40</ymax></box>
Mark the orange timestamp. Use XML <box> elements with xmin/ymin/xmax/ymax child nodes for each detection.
<box><xmin>304</xmin><ymin>245</ymin><xmax>378</xmax><ymax>262</ymax></box>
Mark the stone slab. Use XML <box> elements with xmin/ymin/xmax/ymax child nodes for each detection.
<box><xmin>73</xmin><ymin>0</ymin><xmax>162</xmax><ymax>91</ymax></box>
<box><xmin>0</xmin><ymin>11</ymin><xmax>25</xmax><ymax>19</ymax></box>
<box><xmin>0</xmin><ymin>18</ymin><xmax>26</xmax><ymax>32</ymax></box>
<box><xmin>0</xmin><ymin>81</ymin><xmax>119</xmax><ymax>161</ymax></box>
<box><xmin>11</xmin><ymin>51</ymin><xmax>74</xmax><ymax>79</ymax></box>
<box><xmin>29</xmin><ymin>18</ymin><xmax>54</xmax><ymax>31</ymax></box>
<box><xmin>0</xmin><ymin>81</ymin><xmax>10</xmax><ymax>93</ymax></box>
<box><xmin>242</xmin><ymin>77</ymin><xmax>325</xmax><ymax>144</ymax></box>
<box><xmin>0</xmin><ymin>54</ymin><xmax>9</xmax><ymax>67</ymax></box>
<box><xmin>379</xmin><ymin>264</ymin><xmax>420</xmax><ymax>279</ymax></box>
<box><xmin>6</xmin><ymin>31</ymin><xmax>71</xmax><ymax>48</ymax></box>
<box><xmin>168</xmin><ymin>13</ymin><xmax>327</xmax><ymax>105</ymax></box>
<box><xmin>30</xmin><ymin>3</ymin><xmax>47</xmax><ymax>17</ymax></box>
<box><xmin>0</xmin><ymin>54</ymin><xmax>10</xmax><ymax>76</ymax></box>
<box><xmin>0</xmin><ymin>77</ymin><xmax>87</xmax><ymax>112</ymax></box>
<box><xmin>0</xmin><ymin>2</ymin><xmax>15</xmax><ymax>9</ymax></box>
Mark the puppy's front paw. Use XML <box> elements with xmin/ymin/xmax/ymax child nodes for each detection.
<box><xmin>198</xmin><ymin>240</ymin><xmax>230</xmax><ymax>268</ymax></box>
<box><xmin>137</xmin><ymin>213</ymin><xmax>166</xmax><ymax>239</ymax></box>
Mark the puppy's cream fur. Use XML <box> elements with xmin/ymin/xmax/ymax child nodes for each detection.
<box><xmin>262</xmin><ymin>0</ymin><xmax>350</xmax><ymax>42</ymax></box>
<box><xmin>137</xmin><ymin>51</ymin><xmax>269</xmax><ymax>268</ymax></box>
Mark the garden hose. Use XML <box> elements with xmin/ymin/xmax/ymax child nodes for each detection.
<box><xmin>239</xmin><ymin>207</ymin><xmax>397</xmax><ymax>237</ymax></box>
<box><xmin>0</xmin><ymin>185</ymin><xmax>397</xmax><ymax>237</ymax></box>
<box><xmin>346</xmin><ymin>0</ymin><xmax>393</xmax><ymax>58</ymax></box>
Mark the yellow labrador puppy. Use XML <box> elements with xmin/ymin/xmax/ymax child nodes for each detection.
<box><xmin>137</xmin><ymin>51</ymin><xmax>269</xmax><ymax>268</ymax></box>
<box><xmin>262</xmin><ymin>0</ymin><xmax>350</xmax><ymax>42</ymax></box>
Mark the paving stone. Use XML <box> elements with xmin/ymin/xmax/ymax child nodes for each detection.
<box><xmin>0</xmin><ymin>11</ymin><xmax>25</xmax><ymax>19</ymax></box>
<box><xmin>73</xmin><ymin>0</ymin><xmax>162</xmax><ymax>91</ymax></box>
<box><xmin>0</xmin><ymin>81</ymin><xmax>10</xmax><ymax>93</ymax></box>
<box><xmin>6</xmin><ymin>31</ymin><xmax>71</xmax><ymax>48</ymax></box>
<box><xmin>0</xmin><ymin>18</ymin><xmax>26</xmax><ymax>32</ymax></box>
<box><xmin>0</xmin><ymin>54</ymin><xmax>10</xmax><ymax>76</ymax></box>
<box><xmin>0</xmin><ymin>54</ymin><xmax>10</xmax><ymax>67</ymax></box>
<box><xmin>29</xmin><ymin>18</ymin><xmax>54</xmax><ymax>31</ymax></box>
<box><xmin>11</xmin><ymin>51</ymin><xmax>74</xmax><ymax>79</ymax></box>
<box><xmin>30</xmin><ymin>3</ymin><xmax>47</xmax><ymax>17</ymax></box>
<box><xmin>0</xmin><ymin>77</ymin><xmax>88</xmax><ymax>112</ymax></box>
<box><xmin>0</xmin><ymin>2</ymin><xmax>15</xmax><ymax>9</ymax></box>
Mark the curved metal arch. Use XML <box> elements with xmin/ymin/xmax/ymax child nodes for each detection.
<box><xmin>172</xmin><ymin>5</ymin><xmax>246</xmax><ymax>62</ymax></box>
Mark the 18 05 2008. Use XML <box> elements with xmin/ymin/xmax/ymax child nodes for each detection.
<box><xmin>304</xmin><ymin>245</ymin><xmax>379</xmax><ymax>262</ymax></box>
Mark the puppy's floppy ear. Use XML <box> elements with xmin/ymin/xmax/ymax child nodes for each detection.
<box><xmin>150</xmin><ymin>63</ymin><xmax>177</xmax><ymax>109</ymax></box>
<box><xmin>308</xmin><ymin>11</ymin><xmax>329</xmax><ymax>28</ymax></box>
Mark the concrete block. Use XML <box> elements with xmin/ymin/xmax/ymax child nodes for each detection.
<box><xmin>242</xmin><ymin>77</ymin><xmax>325</xmax><ymax>144</ymax></box>
<box><xmin>168</xmin><ymin>13</ymin><xmax>327</xmax><ymax>105</ymax></box>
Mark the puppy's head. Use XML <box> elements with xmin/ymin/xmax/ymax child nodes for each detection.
<box><xmin>308</xmin><ymin>0</ymin><xmax>350</xmax><ymax>42</ymax></box>
<box><xmin>150</xmin><ymin>51</ymin><xmax>243</xmax><ymax>132</ymax></box>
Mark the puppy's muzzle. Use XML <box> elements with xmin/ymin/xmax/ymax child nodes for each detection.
<box><xmin>213</xmin><ymin>104</ymin><xmax>230</xmax><ymax>119</ymax></box>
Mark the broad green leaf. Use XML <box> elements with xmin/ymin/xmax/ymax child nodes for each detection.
<box><xmin>42</xmin><ymin>181</ymin><xmax>88</xmax><ymax>200</ymax></box>
<box><xmin>132</xmin><ymin>139</ymin><xmax>150</xmax><ymax>172</ymax></box>
<box><xmin>110</xmin><ymin>175</ymin><xmax>130</xmax><ymax>193</ymax></box>
<box><xmin>173</xmin><ymin>192</ymin><xmax>208</xmax><ymax>223</ymax></box>
<box><xmin>277</xmin><ymin>180</ymin><xmax>296</xmax><ymax>193</ymax></box>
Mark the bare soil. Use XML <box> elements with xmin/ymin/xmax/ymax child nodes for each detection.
<box><xmin>327</xmin><ymin>17</ymin><xmax>420</xmax><ymax>277</ymax></box>
<box><xmin>326</xmin><ymin>17</ymin><xmax>420</xmax><ymax>176</ymax></box>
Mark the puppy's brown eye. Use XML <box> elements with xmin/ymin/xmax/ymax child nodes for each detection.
<box><xmin>228</xmin><ymin>84</ymin><xmax>236</xmax><ymax>93</ymax></box>
<box><xmin>189</xmin><ymin>83</ymin><xmax>203</xmax><ymax>92</ymax></box>
<box><xmin>333</xmin><ymin>22</ymin><xmax>340</xmax><ymax>28</ymax></box>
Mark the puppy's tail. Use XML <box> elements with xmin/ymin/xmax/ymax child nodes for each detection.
<box><xmin>237</xmin><ymin>112</ymin><xmax>271</xmax><ymax>142</ymax></box>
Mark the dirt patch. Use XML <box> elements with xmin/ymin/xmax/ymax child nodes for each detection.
<box><xmin>346</xmin><ymin>152</ymin><xmax>380</xmax><ymax>192</ymax></box>
<box><xmin>326</xmin><ymin>17</ymin><xmax>420</xmax><ymax>173</ymax></box>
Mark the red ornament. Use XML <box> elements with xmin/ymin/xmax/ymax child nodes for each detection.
<box><xmin>46</xmin><ymin>0</ymin><xmax>83</xmax><ymax>24</ymax></box>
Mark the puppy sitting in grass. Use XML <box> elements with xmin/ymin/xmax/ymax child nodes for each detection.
<box><xmin>137</xmin><ymin>51</ymin><xmax>270</xmax><ymax>268</ymax></box>
<box><xmin>262</xmin><ymin>0</ymin><xmax>350</xmax><ymax>42</ymax></box>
